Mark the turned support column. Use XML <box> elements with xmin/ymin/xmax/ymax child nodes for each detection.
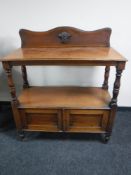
<box><xmin>3</xmin><ymin>62</ymin><xmax>19</xmax><ymax>106</ymax></box>
<box><xmin>110</xmin><ymin>63</ymin><xmax>125</xmax><ymax>107</ymax></box>
<box><xmin>105</xmin><ymin>62</ymin><xmax>125</xmax><ymax>143</ymax></box>
<box><xmin>21</xmin><ymin>65</ymin><xmax>29</xmax><ymax>88</ymax></box>
<box><xmin>102</xmin><ymin>66</ymin><xmax>110</xmax><ymax>90</ymax></box>
<box><xmin>3</xmin><ymin>62</ymin><xmax>25</xmax><ymax>139</ymax></box>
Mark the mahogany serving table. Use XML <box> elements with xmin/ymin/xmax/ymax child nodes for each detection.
<box><xmin>2</xmin><ymin>27</ymin><xmax>127</xmax><ymax>142</ymax></box>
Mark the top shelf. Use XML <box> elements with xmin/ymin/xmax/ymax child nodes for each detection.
<box><xmin>2</xmin><ymin>47</ymin><xmax>126</xmax><ymax>63</ymax></box>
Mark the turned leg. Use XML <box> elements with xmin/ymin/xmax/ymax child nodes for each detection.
<box><xmin>102</xmin><ymin>66</ymin><xmax>110</xmax><ymax>90</ymax></box>
<box><xmin>110</xmin><ymin>63</ymin><xmax>125</xmax><ymax>107</ymax></box>
<box><xmin>21</xmin><ymin>65</ymin><xmax>29</xmax><ymax>88</ymax></box>
<box><xmin>3</xmin><ymin>62</ymin><xmax>24</xmax><ymax>140</ymax></box>
<box><xmin>106</xmin><ymin>63</ymin><xmax>125</xmax><ymax>141</ymax></box>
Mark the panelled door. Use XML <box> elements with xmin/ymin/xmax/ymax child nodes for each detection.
<box><xmin>19</xmin><ymin>109</ymin><xmax>62</xmax><ymax>132</ymax></box>
<box><xmin>63</xmin><ymin>109</ymin><xmax>110</xmax><ymax>133</ymax></box>
<box><xmin>19</xmin><ymin>108</ymin><xmax>110</xmax><ymax>133</ymax></box>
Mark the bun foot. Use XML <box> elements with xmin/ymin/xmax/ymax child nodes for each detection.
<box><xmin>102</xmin><ymin>133</ymin><xmax>111</xmax><ymax>143</ymax></box>
<box><xmin>17</xmin><ymin>130</ymin><xmax>26</xmax><ymax>141</ymax></box>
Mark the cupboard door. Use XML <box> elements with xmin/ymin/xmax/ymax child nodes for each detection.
<box><xmin>19</xmin><ymin>109</ymin><xmax>62</xmax><ymax>132</ymax></box>
<box><xmin>63</xmin><ymin>109</ymin><xmax>110</xmax><ymax>133</ymax></box>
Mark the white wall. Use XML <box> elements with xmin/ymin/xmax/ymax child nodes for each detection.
<box><xmin>0</xmin><ymin>0</ymin><xmax>131</xmax><ymax>106</ymax></box>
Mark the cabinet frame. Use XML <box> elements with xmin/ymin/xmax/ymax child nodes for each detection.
<box><xmin>2</xmin><ymin>26</ymin><xmax>127</xmax><ymax>142</ymax></box>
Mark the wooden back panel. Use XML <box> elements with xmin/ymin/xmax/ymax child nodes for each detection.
<box><xmin>19</xmin><ymin>26</ymin><xmax>111</xmax><ymax>48</ymax></box>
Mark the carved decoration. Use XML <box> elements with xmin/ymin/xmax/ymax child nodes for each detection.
<box><xmin>58</xmin><ymin>32</ymin><xmax>72</xmax><ymax>43</ymax></box>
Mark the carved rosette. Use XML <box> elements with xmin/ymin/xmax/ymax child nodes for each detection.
<box><xmin>58</xmin><ymin>32</ymin><xmax>72</xmax><ymax>43</ymax></box>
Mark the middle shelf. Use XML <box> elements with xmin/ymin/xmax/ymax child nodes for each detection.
<box><xmin>18</xmin><ymin>86</ymin><xmax>111</xmax><ymax>109</ymax></box>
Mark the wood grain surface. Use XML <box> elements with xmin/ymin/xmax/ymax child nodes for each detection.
<box><xmin>18</xmin><ymin>87</ymin><xmax>111</xmax><ymax>109</ymax></box>
<box><xmin>2</xmin><ymin>47</ymin><xmax>126</xmax><ymax>62</ymax></box>
<box><xmin>19</xmin><ymin>27</ymin><xmax>111</xmax><ymax>48</ymax></box>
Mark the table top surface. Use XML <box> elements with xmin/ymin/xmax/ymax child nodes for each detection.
<box><xmin>1</xmin><ymin>47</ymin><xmax>127</xmax><ymax>62</ymax></box>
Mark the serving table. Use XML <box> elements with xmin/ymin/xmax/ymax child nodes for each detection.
<box><xmin>2</xmin><ymin>27</ymin><xmax>127</xmax><ymax>142</ymax></box>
